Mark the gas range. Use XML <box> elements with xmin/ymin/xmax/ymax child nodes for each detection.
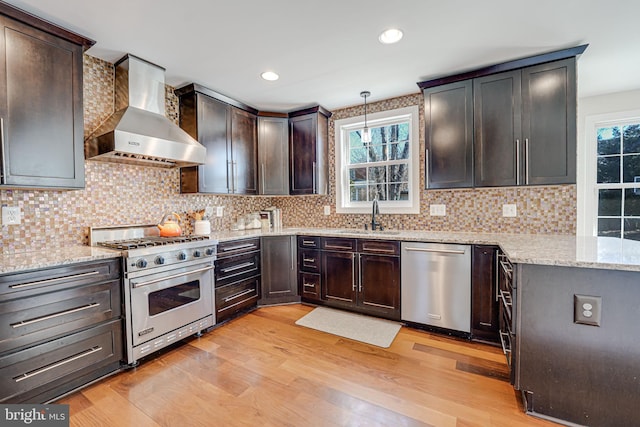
<box><xmin>90</xmin><ymin>224</ymin><xmax>218</xmax><ymax>273</ymax></box>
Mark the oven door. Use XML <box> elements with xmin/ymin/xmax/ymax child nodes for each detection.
<box><xmin>128</xmin><ymin>262</ymin><xmax>213</xmax><ymax>347</ymax></box>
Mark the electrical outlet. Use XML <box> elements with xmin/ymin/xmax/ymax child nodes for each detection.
<box><xmin>204</xmin><ymin>206</ymin><xmax>214</xmax><ymax>219</ymax></box>
<box><xmin>2</xmin><ymin>206</ymin><xmax>21</xmax><ymax>225</ymax></box>
<box><xmin>502</xmin><ymin>204</ymin><xmax>517</xmax><ymax>217</ymax></box>
<box><xmin>430</xmin><ymin>204</ymin><xmax>446</xmax><ymax>216</ymax></box>
<box><xmin>323</xmin><ymin>205</ymin><xmax>331</xmax><ymax>215</ymax></box>
<box><xmin>574</xmin><ymin>294</ymin><xmax>602</xmax><ymax>326</ymax></box>
<box><xmin>216</xmin><ymin>206</ymin><xmax>224</xmax><ymax>217</ymax></box>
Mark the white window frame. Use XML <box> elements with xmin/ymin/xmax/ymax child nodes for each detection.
<box><xmin>578</xmin><ymin>109</ymin><xmax>640</xmax><ymax>237</ymax></box>
<box><xmin>335</xmin><ymin>105</ymin><xmax>420</xmax><ymax>214</ymax></box>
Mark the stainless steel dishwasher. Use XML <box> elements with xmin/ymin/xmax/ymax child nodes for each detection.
<box><xmin>401</xmin><ymin>242</ymin><xmax>471</xmax><ymax>332</ymax></box>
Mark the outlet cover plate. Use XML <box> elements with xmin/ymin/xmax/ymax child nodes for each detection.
<box><xmin>430</xmin><ymin>204</ymin><xmax>446</xmax><ymax>216</ymax></box>
<box><xmin>2</xmin><ymin>206</ymin><xmax>20</xmax><ymax>225</ymax></box>
<box><xmin>215</xmin><ymin>206</ymin><xmax>224</xmax><ymax>217</ymax></box>
<box><xmin>574</xmin><ymin>294</ymin><xmax>602</xmax><ymax>326</ymax></box>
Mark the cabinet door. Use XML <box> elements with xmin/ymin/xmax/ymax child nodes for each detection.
<box><xmin>522</xmin><ymin>58</ymin><xmax>576</xmax><ymax>185</ymax></box>
<box><xmin>290</xmin><ymin>114</ymin><xmax>317</xmax><ymax>194</ymax></box>
<box><xmin>322</xmin><ymin>251</ymin><xmax>356</xmax><ymax>305</ymax></box>
<box><xmin>471</xmin><ymin>245</ymin><xmax>499</xmax><ymax>341</ymax></box>
<box><xmin>424</xmin><ymin>80</ymin><xmax>473</xmax><ymax>189</ymax></box>
<box><xmin>182</xmin><ymin>94</ymin><xmax>230</xmax><ymax>193</ymax></box>
<box><xmin>230</xmin><ymin>107</ymin><xmax>257</xmax><ymax>194</ymax></box>
<box><xmin>0</xmin><ymin>16</ymin><xmax>84</xmax><ymax>188</ymax></box>
<box><xmin>258</xmin><ymin>116</ymin><xmax>289</xmax><ymax>195</ymax></box>
<box><xmin>260</xmin><ymin>236</ymin><xmax>298</xmax><ymax>304</ymax></box>
<box><xmin>358</xmin><ymin>254</ymin><xmax>400</xmax><ymax>320</ymax></box>
<box><xmin>474</xmin><ymin>71</ymin><xmax>522</xmax><ymax>187</ymax></box>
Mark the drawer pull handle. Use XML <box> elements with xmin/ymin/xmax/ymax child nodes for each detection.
<box><xmin>219</xmin><ymin>295</ymin><xmax>256</xmax><ymax>312</ymax></box>
<box><xmin>479</xmin><ymin>322</ymin><xmax>492</xmax><ymax>327</ymax></box>
<box><xmin>11</xmin><ymin>303</ymin><xmax>100</xmax><ymax>328</ymax></box>
<box><xmin>14</xmin><ymin>346</ymin><xmax>102</xmax><ymax>383</ymax></box>
<box><xmin>224</xmin><ymin>288</ymin><xmax>254</xmax><ymax>303</ymax></box>
<box><xmin>303</xmin><ymin>283</ymin><xmax>315</xmax><ymax>288</ymax></box>
<box><xmin>10</xmin><ymin>271</ymin><xmax>101</xmax><ymax>289</ymax></box>
<box><xmin>221</xmin><ymin>243</ymin><xmax>256</xmax><ymax>252</ymax></box>
<box><xmin>221</xmin><ymin>262</ymin><xmax>255</xmax><ymax>273</ymax></box>
<box><xmin>302</xmin><ymin>240</ymin><xmax>316</xmax><ymax>246</ymax></box>
<box><xmin>325</xmin><ymin>245</ymin><xmax>353</xmax><ymax>250</ymax></box>
<box><xmin>302</xmin><ymin>258</ymin><xmax>316</xmax><ymax>263</ymax></box>
<box><xmin>362</xmin><ymin>246</ymin><xmax>396</xmax><ymax>254</ymax></box>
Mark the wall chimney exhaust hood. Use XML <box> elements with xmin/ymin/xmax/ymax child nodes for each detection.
<box><xmin>85</xmin><ymin>54</ymin><xmax>206</xmax><ymax>168</ymax></box>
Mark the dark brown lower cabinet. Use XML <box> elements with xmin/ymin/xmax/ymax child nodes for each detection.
<box><xmin>0</xmin><ymin>258</ymin><xmax>123</xmax><ymax>403</ymax></box>
<box><xmin>471</xmin><ymin>245</ymin><xmax>499</xmax><ymax>342</ymax></box>
<box><xmin>320</xmin><ymin>238</ymin><xmax>400</xmax><ymax>321</ymax></box>
<box><xmin>259</xmin><ymin>236</ymin><xmax>299</xmax><ymax>305</ymax></box>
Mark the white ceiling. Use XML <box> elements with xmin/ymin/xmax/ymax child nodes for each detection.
<box><xmin>6</xmin><ymin>0</ymin><xmax>640</xmax><ymax>112</ymax></box>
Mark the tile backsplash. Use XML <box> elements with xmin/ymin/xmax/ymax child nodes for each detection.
<box><xmin>0</xmin><ymin>55</ymin><xmax>575</xmax><ymax>254</ymax></box>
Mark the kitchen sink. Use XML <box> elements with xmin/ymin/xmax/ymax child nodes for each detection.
<box><xmin>337</xmin><ymin>229</ymin><xmax>401</xmax><ymax>236</ymax></box>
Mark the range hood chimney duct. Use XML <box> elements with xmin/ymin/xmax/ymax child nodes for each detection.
<box><xmin>85</xmin><ymin>54</ymin><xmax>206</xmax><ymax>168</ymax></box>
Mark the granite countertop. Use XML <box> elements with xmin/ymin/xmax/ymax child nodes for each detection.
<box><xmin>3</xmin><ymin>228</ymin><xmax>640</xmax><ymax>275</ymax></box>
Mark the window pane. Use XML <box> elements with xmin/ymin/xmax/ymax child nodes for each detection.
<box><xmin>349</xmin><ymin>130</ymin><xmax>364</xmax><ymax>149</ymax></box>
<box><xmin>624</xmin><ymin>218</ymin><xmax>640</xmax><ymax>241</ymax></box>
<box><xmin>623</xmin><ymin>154</ymin><xmax>640</xmax><ymax>183</ymax></box>
<box><xmin>598</xmin><ymin>189</ymin><xmax>622</xmax><ymax>216</ymax></box>
<box><xmin>389</xmin><ymin>141</ymin><xmax>409</xmax><ymax>160</ymax></box>
<box><xmin>349</xmin><ymin>167</ymin><xmax>367</xmax><ymax>183</ymax></box>
<box><xmin>597</xmin><ymin>156</ymin><xmax>620</xmax><ymax>183</ymax></box>
<box><xmin>369</xmin><ymin>184</ymin><xmax>387</xmax><ymax>201</ymax></box>
<box><xmin>350</xmin><ymin>185</ymin><xmax>367</xmax><ymax>202</ymax></box>
<box><xmin>624</xmin><ymin>188</ymin><xmax>640</xmax><ymax>216</ymax></box>
<box><xmin>389</xmin><ymin>164</ymin><xmax>409</xmax><ymax>183</ymax></box>
<box><xmin>350</xmin><ymin>148</ymin><xmax>367</xmax><ymax>164</ymax></box>
<box><xmin>623</xmin><ymin>124</ymin><xmax>640</xmax><ymax>154</ymax></box>
<box><xmin>598</xmin><ymin>218</ymin><xmax>621</xmax><ymax>238</ymax></box>
<box><xmin>367</xmin><ymin>144</ymin><xmax>386</xmax><ymax>162</ymax></box>
<box><xmin>597</xmin><ymin>126</ymin><xmax>620</xmax><ymax>155</ymax></box>
<box><xmin>368</xmin><ymin>166</ymin><xmax>387</xmax><ymax>184</ymax></box>
<box><xmin>389</xmin><ymin>182</ymin><xmax>409</xmax><ymax>200</ymax></box>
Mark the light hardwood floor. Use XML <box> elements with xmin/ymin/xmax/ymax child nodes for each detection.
<box><xmin>58</xmin><ymin>304</ymin><xmax>558</xmax><ymax>426</ymax></box>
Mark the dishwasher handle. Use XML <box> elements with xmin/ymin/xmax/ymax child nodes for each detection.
<box><xmin>404</xmin><ymin>247</ymin><xmax>466</xmax><ymax>255</ymax></box>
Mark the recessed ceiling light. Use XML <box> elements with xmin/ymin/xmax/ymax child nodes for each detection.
<box><xmin>261</xmin><ymin>71</ymin><xmax>279</xmax><ymax>81</ymax></box>
<box><xmin>378</xmin><ymin>28</ymin><xmax>403</xmax><ymax>44</ymax></box>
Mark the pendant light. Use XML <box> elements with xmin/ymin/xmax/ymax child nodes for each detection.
<box><xmin>360</xmin><ymin>91</ymin><xmax>371</xmax><ymax>143</ymax></box>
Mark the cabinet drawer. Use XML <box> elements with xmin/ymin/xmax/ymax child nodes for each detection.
<box><xmin>321</xmin><ymin>237</ymin><xmax>356</xmax><ymax>252</ymax></box>
<box><xmin>299</xmin><ymin>249</ymin><xmax>321</xmax><ymax>273</ymax></box>
<box><xmin>298</xmin><ymin>236</ymin><xmax>320</xmax><ymax>249</ymax></box>
<box><xmin>0</xmin><ymin>318</ymin><xmax>122</xmax><ymax>403</ymax></box>
<box><xmin>299</xmin><ymin>272</ymin><xmax>321</xmax><ymax>301</ymax></box>
<box><xmin>215</xmin><ymin>277</ymin><xmax>260</xmax><ymax>322</ymax></box>
<box><xmin>357</xmin><ymin>239</ymin><xmax>400</xmax><ymax>256</ymax></box>
<box><xmin>0</xmin><ymin>279</ymin><xmax>121</xmax><ymax>354</ymax></box>
<box><xmin>217</xmin><ymin>238</ymin><xmax>261</xmax><ymax>258</ymax></box>
<box><xmin>0</xmin><ymin>259</ymin><xmax>120</xmax><ymax>301</ymax></box>
<box><xmin>215</xmin><ymin>251</ymin><xmax>260</xmax><ymax>286</ymax></box>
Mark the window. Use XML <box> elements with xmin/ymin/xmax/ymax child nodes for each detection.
<box><xmin>335</xmin><ymin>106</ymin><xmax>419</xmax><ymax>214</ymax></box>
<box><xmin>595</xmin><ymin>122</ymin><xmax>640</xmax><ymax>240</ymax></box>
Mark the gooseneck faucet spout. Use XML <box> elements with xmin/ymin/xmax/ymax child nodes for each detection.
<box><xmin>371</xmin><ymin>197</ymin><xmax>382</xmax><ymax>231</ymax></box>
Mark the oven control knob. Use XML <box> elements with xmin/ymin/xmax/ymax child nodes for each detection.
<box><xmin>155</xmin><ymin>256</ymin><xmax>165</xmax><ymax>265</ymax></box>
<box><xmin>178</xmin><ymin>251</ymin><xmax>187</xmax><ymax>261</ymax></box>
<box><xmin>136</xmin><ymin>259</ymin><xmax>148</xmax><ymax>268</ymax></box>
<box><xmin>205</xmin><ymin>247</ymin><xmax>215</xmax><ymax>256</ymax></box>
<box><xmin>193</xmin><ymin>250</ymin><xmax>202</xmax><ymax>258</ymax></box>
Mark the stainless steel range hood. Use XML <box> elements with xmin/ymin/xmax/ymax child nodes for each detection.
<box><xmin>85</xmin><ymin>54</ymin><xmax>206</xmax><ymax>168</ymax></box>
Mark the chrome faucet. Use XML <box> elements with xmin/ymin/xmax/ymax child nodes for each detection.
<box><xmin>371</xmin><ymin>197</ymin><xmax>382</xmax><ymax>231</ymax></box>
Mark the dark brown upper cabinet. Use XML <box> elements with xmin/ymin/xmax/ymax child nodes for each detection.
<box><xmin>423</xmin><ymin>80</ymin><xmax>474</xmax><ymax>189</ymax></box>
<box><xmin>419</xmin><ymin>45</ymin><xmax>586</xmax><ymax>189</ymax></box>
<box><xmin>0</xmin><ymin>4</ymin><xmax>94</xmax><ymax>189</ymax></box>
<box><xmin>474</xmin><ymin>59</ymin><xmax>577</xmax><ymax>186</ymax></box>
<box><xmin>176</xmin><ymin>83</ymin><xmax>258</xmax><ymax>194</ymax></box>
<box><xmin>289</xmin><ymin>106</ymin><xmax>331</xmax><ymax>195</ymax></box>
<box><xmin>257</xmin><ymin>114</ymin><xmax>289</xmax><ymax>195</ymax></box>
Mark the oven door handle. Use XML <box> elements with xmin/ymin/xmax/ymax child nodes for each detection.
<box><xmin>131</xmin><ymin>265</ymin><xmax>213</xmax><ymax>288</ymax></box>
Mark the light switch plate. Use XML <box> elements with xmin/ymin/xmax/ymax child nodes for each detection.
<box><xmin>574</xmin><ymin>294</ymin><xmax>602</xmax><ymax>326</ymax></box>
<box><xmin>430</xmin><ymin>204</ymin><xmax>446</xmax><ymax>216</ymax></box>
<box><xmin>215</xmin><ymin>206</ymin><xmax>224</xmax><ymax>217</ymax></box>
<box><xmin>502</xmin><ymin>204</ymin><xmax>517</xmax><ymax>217</ymax></box>
<box><xmin>323</xmin><ymin>205</ymin><xmax>331</xmax><ymax>215</ymax></box>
